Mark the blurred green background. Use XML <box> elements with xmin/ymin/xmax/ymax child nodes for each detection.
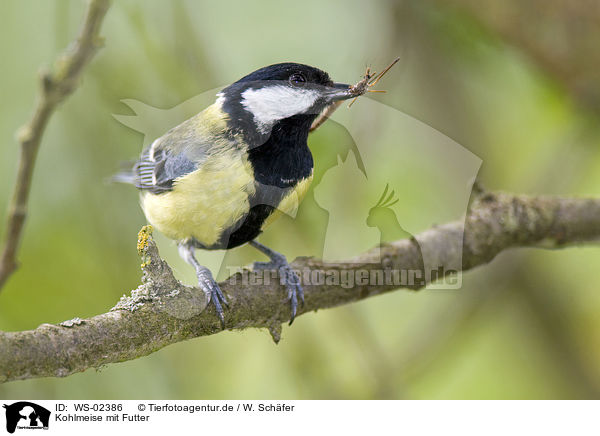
<box><xmin>1</xmin><ymin>0</ymin><xmax>599</xmax><ymax>399</ymax></box>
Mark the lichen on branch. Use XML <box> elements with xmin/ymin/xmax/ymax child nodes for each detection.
<box><xmin>0</xmin><ymin>191</ymin><xmax>599</xmax><ymax>384</ymax></box>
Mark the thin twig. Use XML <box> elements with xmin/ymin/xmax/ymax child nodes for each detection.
<box><xmin>309</xmin><ymin>101</ymin><xmax>343</xmax><ymax>132</ymax></box>
<box><xmin>0</xmin><ymin>0</ymin><xmax>111</xmax><ymax>291</ymax></box>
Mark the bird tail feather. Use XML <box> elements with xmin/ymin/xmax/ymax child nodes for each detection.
<box><xmin>110</xmin><ymin>171</ymin><xmax>136</xmax><ymax>185</ymax></box>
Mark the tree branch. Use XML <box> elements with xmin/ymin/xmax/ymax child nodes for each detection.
<box><xmin>0</xmin><ymin>0</ymin><xmax>110</xmax><ymax>291</ymax></box>
<box><xmin>1</xmin><ymin>191</ymin><xmax>598</xmax><ymax>383</ymax></box>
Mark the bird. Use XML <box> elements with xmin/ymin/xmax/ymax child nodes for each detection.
<box><xmin>116</xmin><ymin>63</ymin><xmax>357</xmax><ymax>327</ymax></box>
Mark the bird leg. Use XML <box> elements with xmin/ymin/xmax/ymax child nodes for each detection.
<box><xmin>249</xmin><ymin>240</ymin><xmax>303</xmax><ymax>325</ymax></box>
<box><xmin>178</xmin><ymin>242</ymin><xmax>228</xmax><ymax>328</ymax></box>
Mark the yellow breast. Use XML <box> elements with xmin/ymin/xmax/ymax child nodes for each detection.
<box><xmin>261</xmin><ymin>173</ymin><xmax>313</xmax><ymax>229</ymax></box>
<box><xmin>141</xmin><ymin>148</ymin><xmax>256</xmax><ymax>246</ymax></box>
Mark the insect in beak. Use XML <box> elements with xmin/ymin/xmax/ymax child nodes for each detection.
<box><xmin>347</xmin><ymin>56</ymin><xmax>400</xmax><ymax>107</ymax></box>
<box><xmin>310</xmin><ymin>57</ymin><xmax>400</xmax><ymax>132</ymax></box>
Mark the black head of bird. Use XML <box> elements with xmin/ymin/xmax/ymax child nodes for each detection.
<box><xmin>219</xmin><ymin>63</ymin><xmax>353</xmax><ymax>144</ymax></box>
<box><xmin>118</xmin><ymin>62</ymin><xmax>358</xmax><ymax>327</ymax></box>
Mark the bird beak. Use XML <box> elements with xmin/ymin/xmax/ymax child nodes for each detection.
<box><xmin>324</xmin><ymin>82</ymin><xmax>354</xmax><ymax>101</ymax></box>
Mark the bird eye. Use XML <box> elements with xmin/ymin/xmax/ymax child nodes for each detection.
<box><xmin>289</xmin><ymin>73</ymin><xmax>306</xmax><ymax>87</ymax></box>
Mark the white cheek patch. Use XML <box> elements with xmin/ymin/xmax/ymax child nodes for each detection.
<box><xmin>241</xmin><ymin>86</ymin><xmax>320</xmax><ymax>133</ymax></box>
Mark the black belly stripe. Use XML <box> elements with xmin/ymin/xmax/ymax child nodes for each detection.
<box><xmin>205</xmin><ymin>114</ymin><xmax>315</xmax><ymax>250</ymax></box>
<box><xmin>213</xmin><ymin>181</ymin><xmax>291</xmax><ymax>249</ymax></box>
<box><xmin>223</xmin><ymin>204</ymin><xmax>276</xmax><ymax>249</ymax></box>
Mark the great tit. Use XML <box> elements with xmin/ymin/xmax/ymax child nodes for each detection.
<box><xmin>118</xmin><ymin>63</ymin><xmax>357</xmax><ymax>327</ymax></box>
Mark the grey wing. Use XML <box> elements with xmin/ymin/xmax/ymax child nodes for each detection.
<box><xmin>130</xmin><ymin>118</ymin><xmax>213</xmax><ymax>194</ymax></box>
<box><xmin>133</xmin><ymin>144</ymin><xmax>198</xmax><ymax>194</ymax></box>
<box><xmin>113</xmin><ymin>112</ymin><xmax>220</xmax><ymax>193</ymax></box>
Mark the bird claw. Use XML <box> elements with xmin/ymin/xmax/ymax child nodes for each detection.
<box><xmin>253</xmin><ymin>256</ymin><xmax>303</xmax><ymax>325</ymax></box>
<box><xmin>250</xmin><ymin>240</ymin><xmax>304</xmax><ymax>325</ymax></box>
<box><xmin>279</xmin><ymin>263</ymin><xmax>304</xmax><ymax>325</ymax></box>
<box><xmin>197</xmin><ymin>268</ymin><xmax>228</xmax><ymax>329</ymax></box>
